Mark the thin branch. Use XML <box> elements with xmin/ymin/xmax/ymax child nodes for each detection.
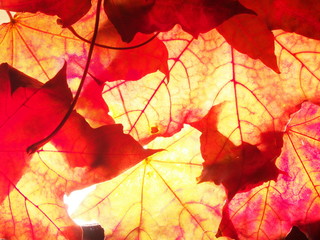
<box><xmin>68</xmin><ymin>25</ymin><xmax>160</xmax><ymax>50</ymax></box>
<box><xmin>27</xmin><ymin>0</ymin><xmax>103</xmax><ymax>153</ymax></box>
<box><xmin>6</xmin><ymin>11</ymin><xmax>13</xmax><ymax>22</ymax></box>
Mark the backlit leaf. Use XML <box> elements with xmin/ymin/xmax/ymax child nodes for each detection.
<box><xmin>0</xmin><ymin>0</ymin><xmax>91</xmax><ymax>27</ymax></box>
<box><xmin>0</xmin><ymin>63</ymin><xmax>157</xmax><ymax>239</ymax></box>
<box><xmin>0</xmin><ymin>63</ymin><xmax>82</xmax><ymax>239</ymax></box>
<box><xmin>191</xmin><ymin>102</ymin><xmax>284</xmax><ymax>198</ymax></box>
<box><xmin>0</xmin><ymin>10</ymin><xmax>168</xmax><ymax>120</ymax></box>
<box><xmin>217</xmin><ymin>14</ymin><xmax>280</xmax><ymax>73</ymax></box>
<box><xmin>103</xmin><ymin>28</ymin><xmax>320</xmax><ymax>145</ymax></box>
<box><xmin>104</xmin><ymin>0</ymin><xmax>255</xmax><ymax>42</ymax></box>
<box><xmin>70</xmin><ymin>126</ymin><xmax>226</xmax><ymax>240</ymax></box>
<box><xmin>0</xmin><ymin>63</ymin><xmax>71</xmax><ymax>203</ymax></box>
<box><xmin>239</xmin><ymin>0</ymin><xmax>320</xmax><ymax>40</ymax></box>
<box><xmin>218</xmin><ymin>102</ymin><xmax>320</xmax><ymax>240</ymax></box>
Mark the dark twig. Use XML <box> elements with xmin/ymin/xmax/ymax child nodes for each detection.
<box><xmin>27</xmin><ymin>0</ymin><xmax>103</xmax><ymax>153</ymax></box>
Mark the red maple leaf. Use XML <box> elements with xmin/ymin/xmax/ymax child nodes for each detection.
<box><xmin>104</xmin><ymin>0</ymin><xmax>255</xmax><ymax>42</ymax></box>
<box><xmin>0</xmin><ymin>63</ymin><xmax>158</xmax><ymax>239</ymax></box>
<box><xmin>218</xmin><ymin>102</ymin><xmax>320</xmax><ymax>239</ymax></box>
<box><xmin>239</xmin><ymin>0</ymin><xmax>320</xmax><ymax>40</ymax></box>
<box><xmin>0</xmin><ymin>0</ymin><xmax>91</xmax><ymax>27</ymax></box>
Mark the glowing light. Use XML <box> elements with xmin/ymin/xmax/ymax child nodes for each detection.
<box><xmin>64</xmin><ymin>185</ymin><xmax>98</xmax><ymax>225</ymax></box>
<box><xmin>108</xmin><ymin>111</ymin><xmax>113</xmax><ymax>117</ymax></box>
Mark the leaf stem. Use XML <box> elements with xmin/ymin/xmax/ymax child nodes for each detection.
<box><xmin>26</xmin><ymin>0</ymin><xmax>103</xmax><ymax>154</ymax></box>
<box><xmin>68</xmin><ymin>25</ymin><xmax>160</xmax><ymax>50</ymax></box>
<box><xmin>6</xmin><ymin>11</ymin><xmax>13</xmax><ymax>22</ymax></box>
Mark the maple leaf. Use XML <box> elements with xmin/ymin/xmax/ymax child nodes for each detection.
<box><xmin>239</xmin><ymin>0</ymin><xmax>320</xmax><ymax>40</ymax></box>
<box><xmin>190</xmin><ymin>102</ymin><xmax>284</xmax><ymax>199</ymax></box>
<box><xmin>0</xmin><ymin>147</ymin><xmax>84</xmax><ymax>240</ymax></box>
<box><xmin>217</xmin><ymin>101</ymin><xmax>320</xmax><ymax>240</ymax></box>
<box><xmin>51</xmin><ymin>112</ymin><xmax>160</xmax><ymax>183</ymax></box>
<box><xmin>0</xmin><ymin>10</ymin><xmax>168</xmax><ymax>124</ymax></box>
<box><xmin>98</xmin><ymin>25</ymin><xmax>320</xmax><ymax>238</ymax></box>
<box><xmin>216</xmin><ymin>14</ymin><xmax>280</xmax><ymax>73</ymax></box>
<box><xmin>0</xmin><ymin>63</ymin><xmax>158</xmax><ymax>239</ymax></box>
<box><xmin>0</xmin><ymin>63</ymin><xmax>71</xmax><ymax>204</ymax></box>
<box><xmin>0</xmin><ymin>9</ymin><xmax>168</xmax><ymax>82</ymax></box>
<box><xmin>68</xmin><ymin>126</ymin><xmax>227</xmax><ymax>239</ymax></box>
<box><xmin>0</xmin><ymin>0</ymin><xmax>91</xmax><ymax>27</ymax></box>
<box><xmin>74</xmin><ymin>20</ymin><xmax>169</xmax><ymax>82</ymax></box>
<box><xmin>104</xmin><ymin>0</ymin><xmax>255</xmax><ymax>42</ymax></box>
<box><xmin>0</xmin><ymin>63</ymin><xmax>82</xmax><ymax>239</ymax></box>
<box><xmin>102</xmin><ymin>27</ymin><xmax>320</xmax><ymax>144</ymax></box>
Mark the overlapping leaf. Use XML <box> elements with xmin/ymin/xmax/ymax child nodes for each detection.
<box><xmin>0</xmin><ymin>9</ymin><xmax>168</xmax><ymax>82</ymax></box>
<box><xmin>104</xmin><ymin>0</ymin><xmax>255</xmax><ymax>42</ymax></box>
<box><xmin>0</xmin><ymin>147</ymin><xmax>83</xmax><ymax>240</ymax></box>
<box><xmin>239</xmin><ymin>0</ymin><xmax>320</xmax><ymax>40</ymax></box>
<box><xmin>103</xmin><ymin>27</ymin><xmax>320</xmax><ymax>144</ymax></box>
<box><xmin>0</xmin><ymin>63</ymin><xmax>71</xmax><ymax>204</ymax></box>
<box><xmin>218</xmin><ymin>102</ymin><xmax>320</xmax><ymax>240</ymax></box>
<box><xmin>191</xmin><ymin>102</ymin><xmax>284</xmax><ymax>199</ymax></box>
<box><xmin>0</xmin><ymin>0</ymin><xmax>91</xmax><ymax>27</ymax></box>
<box><xmin>217</xmin><ymin>14</ymin><xmax>279</xmax><ymax>73</ymax></box>
<box><xmin>0</xmin><ymin>10</ymin><xmax>168</xmax><ymax>125</ymax></box>
<box><xmin>69</xmin><ymin>126</ymin><xmax>226</xmax><ymax>240</ymax></box>
<box><xmin>100</xmin><ymin>25</ymin><xmax>320</xmax><ymax>238</ymax></box>
<box><xmin>0</xmin><ymin>63</ymin><xmax>81</xmax><ymax>239</ymax></box>
<box><xmin>0</xmin><ymin>63</ymin><xmax>157</xmax><ymax>239</ymax></box>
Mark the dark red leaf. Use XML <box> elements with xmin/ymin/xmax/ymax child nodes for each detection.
<box><xmin>86</xmin><ymin>21</ymin><xmax>169</xmax><ymax>81</ymax></box>
<box><xmin>104</xmin><ymin>0</ymin><xmax>255</xmax><ymax>42</ymax></box>
<box><xmin>0</xmin><ymin>0</ymin><xmax>91</xmax><ymax>27</ymax></box>
<box><xmin>51</xmin><ymin>111</ymin><xmax>161</xmax><ymax>184</ymax></box>
<box><xmin>240</xmin><ymin>0</ymin><xmax>320</xmax><ymax>40</ymax></box>
<box><xmin>297</xmin><ymin>221</ymin><xmax>320</xmax><ymax>240</ymax></box>
<box><xmin>0</xmin><ymin>10</ymin><xmax>168</xmax><ymax>124</ymax></box>
<box><xmin>76</xmin><ymin>77</ymin><xmax>115</xmax><ymax>127</ymax></box>
<box><xmin>0</xmin><ymin>62</ymin><xmax>159</xmax><ymax>238</ymax></box>
<box><xmin>0</xmin><ymin>63</ymin><xmax>71</xmax><ymax>203</ymax></box>
<box><xmin>191</xmin><ymin>102</ymin><xmax>284</xmax><ymax>198</ymax></box>
<box><xmin>0</xmin><ymin>63</ymin><xmax>84</xmax><ymax>239</ymax></box>
<box><xmin>217</xmin><ymin>14</ymin><xmax>280</xmax><ymax>73</ymax></box>
<box><xmin>218</xmin><ymin>101</ymin><xmax>320</xmax><ymax>239</ymax></box>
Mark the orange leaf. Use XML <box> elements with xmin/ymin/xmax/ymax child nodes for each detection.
<box><xmin>217</xmin><ymin>14</ymin><xmax>280</xmax><ymax>73</ymax></box>
<box><xmin>69</xmin><ymin>126</ymin><xmax>226</xmax><ymax>239</ymax></box>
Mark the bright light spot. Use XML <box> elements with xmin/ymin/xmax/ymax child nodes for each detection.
<box><xmin>68</xmin><ymin>77</ymin><xmax>81</xmax><ymax>93</ymax></box>
<box><xmin>181</xmin><ymin>148</ymin><xmax>189</xmax><ymax>154</ymax></box>
<box><xmin>108</xmin><ymin>111</ymin><xmax>113</xmax><ymax>117</ymax></box>
<box><xmin>64</xmin><ymin>185</ymin><xmax>97</xmax><ymax>225</ymax></box>
<box><xmin>143</xmin><ymin>145</ymin><xmax>148</xmax><ymax>149</ymax></box>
